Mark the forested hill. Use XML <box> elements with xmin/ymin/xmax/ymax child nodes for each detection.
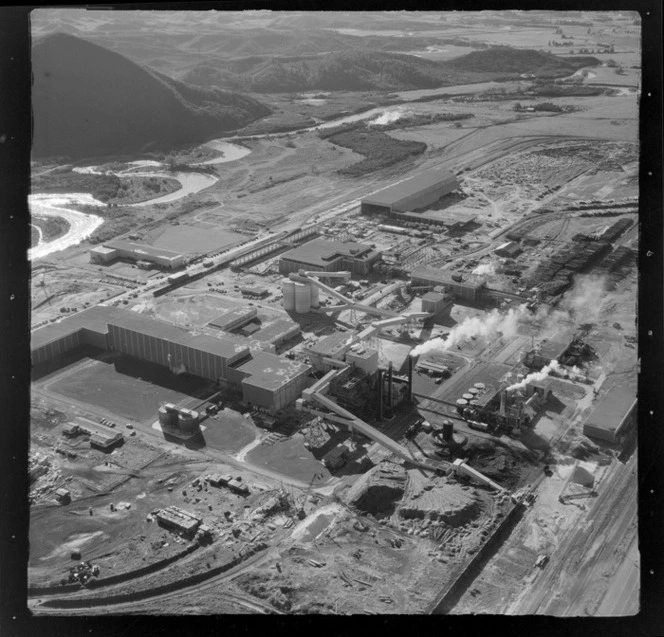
<box><xmin>32</xmin><ymin>33</ymin><xmax>271</xmax><ymax>160</ymax></box>
<box><xmin>182</xmin><ymin>47</ymin><xmax>600</xmax><ymax>93</ymax></box>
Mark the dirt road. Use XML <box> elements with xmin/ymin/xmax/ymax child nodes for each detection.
<box><xmin>512</xmin><ymin>450</ymin><xmax>638</xmax><ymax>615</ymax></box>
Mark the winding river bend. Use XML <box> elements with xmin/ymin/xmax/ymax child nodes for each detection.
<box><xmin>29</xmin><ymin>141</ymin><xmax>252</xmax><ymax>260</ymax></box>
<box><xmin>30</xmin><ymin>103</ymin><xmax>436</xmax><ymax>260</ymax></box>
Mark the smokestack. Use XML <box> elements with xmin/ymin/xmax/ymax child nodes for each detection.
<box><xmin>407</xmin><ymin>355</ymin><xmax>414</xmax><ymax>403</ymax></box>
<box><xmin>500</xmin><ymin>389</ymin><xmax>506</xmax><ymax>417</ymax></box>
<box><xmin>387</xmin><ymin>361</ymin><xmax>393</xmax><ymax>415</ymax></box>
<box><xmin>377</xmin><ymin>369</ymin><xmax>383</xmax><ymax>420</ymax></box>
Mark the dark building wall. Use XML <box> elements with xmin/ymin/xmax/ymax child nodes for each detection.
<box><xmin>361</xmin><ymin>202</ymin><xmax>392</xmax><ymax>215</ymax></box>
<box><xmin>392</xmin><ymin>182</ymin><xmax>456</xmax><ymax>213</ymax></box>
<box><xmin>79</xmin><ymin>327</ymin><xmax>108</xmax><ymax>350</ymax></box>
<box><xmin>31</xmin><ymin>330</ymin><xmax>83</xmax><ymax>365</ymax></box>
<box><xmin>279</xmin><ymin>258</ymin><xmax>337</xmax><ymax>275</ymax></box>
<box><xmin>107</xmin><ymin>324</ymin><xmax>228</xmax><ymax>381</ymax></box>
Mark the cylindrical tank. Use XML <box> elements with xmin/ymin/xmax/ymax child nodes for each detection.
<box><xmin>282</xmin><ymin>279</ymin><xmax>296</xmax><ymax>311</ymax></box>
<box><xmin>294</xmin><ymin>282</ymin><xmax>311</xmax><ymax>314</ymax></box>
<box><xmin>469</xmin><ymin>399</ymin><xmax>478</xmax><ymax>406</ymax></box>
<box><xmin>310</xmin><ymin>283</ymin><xmax>320</xmax><ymax>309</ymax></box>
<box><xmin>456</xmin><ymin>398</ymin><xmax>468</xmax><ymax>414</ymax></box>
<box><xmin>468</xmin><ymin>387</ymin><xmax>479</xmax><ymax>396</ymax></box>
<box><xmin>474</xmin><ymin>382</ymin><xmax>486</xmax><ymax>390</ymax></box>
<box><xmin>462</xmin><ymin>393</ymin><xmax>474</xmax><ymax>401</ymax></box>
<box><xmin>159</xmin><ymin>406</ymin><xmax>177</xmax><ymax>427</ymax></box>
<box><xmin>178</xmin><ymin>410</ymin><xmax>198</xmax><ymax>434</ymax></box>
<box><xmin>442</xmin><ymin>421</ymin><xmax>454</xmax><ymax>442</ymax></box>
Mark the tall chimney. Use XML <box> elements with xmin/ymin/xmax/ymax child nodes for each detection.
<box><xmin>407</xmin><ymin>355</ymin><xmax>414</xmax><ymax>403</ymax></box>
<box><xmin>387</xmin><ymin>361</ymin><xmax>393</xmax><ymax>415</ymax></box>
<box><xmin>377</xmin><ymin>369</ymin><xmax>383</xmax><ymax>420</ymax></box>
<box><xmin>500</xmin><ymin>389</ymin><xmax>506</xmax><ymax>417</ymax></box>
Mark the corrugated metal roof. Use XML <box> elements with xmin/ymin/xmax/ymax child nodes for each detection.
<box><xmin>105</xmin><ymin>240</ymin><xmax>184</xmax><ymax>260</ymax></box>
<box><xmin>308</xmin><ymin>331</ymin><xmax>356</xmax><ymax>356</ymax></box>
<box><xmin>584</xmin><ymin>376</ymin><xmax>637</xmax><ymax>433</ymax></box>
<box><xmin>31</xmin><ymin>306</ymin><xmax>128</xmax><ymax>350</ymax></box>
<box><xmin>253</xmin><ymin>319</ymin><xmax>300</xmax><ymax>344</ymax></box>
<box><xmin>109</xmin><ymin>311</ymin><xmax>250</xmax><ymax>360</ymax></box>
<box><xmin>238</xmin><ymin>352</ymin><xmax>310</xmax><ymax>391</ymax></box>
<box><xmin>363</xmin><ymin>169</ymin><xmax>459</xmax><ymax>207</ymax></box>
<box><xmin>410</xmin><ymin>268</ymin><xmax>486</xmax><ymax>290</ymax></box>
<box><xmin>281</xmin><ymin>238</ymin><xmax>375</xmax><ymax>268</ymax></box>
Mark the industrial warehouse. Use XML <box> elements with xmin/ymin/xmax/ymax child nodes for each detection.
<box><xmin>360</xmin><ymin>168</ymin><xmax>461</xmax><ymax>216</ymax></box>
<box><xmin>31</xmin><ymin>306</ymin><xmax>311</xmax><ymax>414</ymax></box>
<box><xmin>28</xmin><ymin>10</ymin><xmax>641</xmax><ymax>618</ymax></box>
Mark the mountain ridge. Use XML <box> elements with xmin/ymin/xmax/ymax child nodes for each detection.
<box><xmin>31</xmin><ymin>33</ymin><xmax>271</xmax><ymax>160</ymax></box>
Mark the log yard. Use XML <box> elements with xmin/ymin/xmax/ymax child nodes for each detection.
<box><xmin>25</xmin><ymin>8</ymin><xmax>647</xmax><ymax>618</ymax></box>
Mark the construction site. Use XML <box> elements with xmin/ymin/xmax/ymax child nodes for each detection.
<box><xmin>28</xmin><ymin>10</ymin><xmax>641</xmax><ymax>617</ymax></box>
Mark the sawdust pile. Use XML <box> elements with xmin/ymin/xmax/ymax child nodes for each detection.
<box><xmin>398</xmin><ymin>470</ymin><xmax>480</xmax><ymax>527</ymax></box>
<box><xmin>569</xmin><ymin>435</ymin><xmax>599</xmax><ymax>459</ymax></box>
<box><xmin>235</xmin><ymin>571</ymin><xmax>297</xmax><ymax>611</ymax></box>
<box><xmin>346</xmin><ymin>462</ymin><xmax>407</xmax><ymax>517</ymax></box>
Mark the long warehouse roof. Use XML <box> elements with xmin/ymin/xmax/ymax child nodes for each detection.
<box><xmin>584</xmin><ymin>375</ymin><xmax>637</xmax><ymax>434</ymax></box>
<box><xmin>363</xmin><ymin>169</ymin><xmax>459</xmax><ymax>207</ymax></box>
<box><xmin>281</xmin><ymin>238</ymin><xmax>377</xmax><ymax>268</ymax></box>
<box><xmin>31</xmin><ymin>306</ymin><xmax>128</xmax><ymax>349</ymax></box>
<box><xmin>238</xmin><ymin>352</ymin><xmax>310</xmax><ymax>390</ymax></box>
<box><xmin>105</xmin><ymin>239</ymin><xmax>184</xmax><ymax>260</ymax></box>
<box><xmin>108</xmin><ymin>310</ymin><xmax>250</xmax><ymax>360</ymax></box>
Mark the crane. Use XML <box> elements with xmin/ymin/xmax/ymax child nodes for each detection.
<box><xmin>558</xmin><ymin>490</ymin><xmax>597</xmax><ymax>504</ymax></box>
<box><xmin>297</xmin><ymin>472</ymin><xmax>324</xmax><ymax>520</ymax></box>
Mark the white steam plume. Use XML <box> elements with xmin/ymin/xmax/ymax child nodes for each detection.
<box><xmin>472</xmin><ymin>262</ymin><xmax>496</xmax><ymax>276</ymax></box>
<box><xmin>410</xmin><ymin>304</ymin><xmax>527</xmax><ymax>358</ymax></box>
<box><xmin>370</xmin><ymin>109</ymin><xmax>407</xmax><ymax>127</ymax></box>
<box><xmin>506</xmin><ymin>359</ymin><xmax>562</xmax><ymax>392</ymax></box>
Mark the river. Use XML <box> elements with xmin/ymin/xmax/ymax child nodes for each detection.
<box><xmin>30</xmin><ymin>141</ymin><xmax>251</xmax><ymax>260</ymax></box>
<box><xmin>29</xmin><ymin>193</ymin><xmax>106</xmax><ymax>261</ymax></box>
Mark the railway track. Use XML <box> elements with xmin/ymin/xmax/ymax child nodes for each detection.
<box><xmin>31</xmin><ymin>544</ymin><xmax>282</xmax><ymax>615</ymax></box>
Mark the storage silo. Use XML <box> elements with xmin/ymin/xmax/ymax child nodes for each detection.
<box><xmin>456</xmin><ymin>398</ymin><xmax>468</xmax><ymax>414</ymax></box>
<box><xmin>310</xmin><ymin>283</ymin><xmax>320</xmax><ymax>309</ymax></box>
<box><xmin>442</xmin><ymin>421</ymin><xmax>454</xmax><ymax>442</ymax></box>
<box><xmin>159</xmin><ymin>405</ymin><xmax>177</xmax><ymax>427</ymax></box>
<box><xmin>178</xmin><ymin>409</ymin><xmax>198</xmax><ymax>434</ymax></box>
<box><xmin>282</xmin><ymin>279</ymin><xmax>296</xmax><ymax>311</ymax></box>
<box><xmin>474</xmin><ymin>382</ymin><xmax>486</xmax><ymax>391</ymax></box>
<box><xmin>462</xmin><ymin>393</ymin><xmax>474</xmax><ymax>401</ymax></box>
<box><xmin>294</xmin><ymin>282</ymin><xmax>311</xmax><ymax>314</ymax></box>
<box><xmin>468</xmin><ymin>387</ymin><xmax>479</xmax><ymax>396</ymax></box>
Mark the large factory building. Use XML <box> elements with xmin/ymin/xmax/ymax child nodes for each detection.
<box><xmin>31</xmin><ymin>306</ymin><xmax>127</xmax><ymax>366</ymax></box>
<box><xmin>279</xmin><ymin>238</ymin><xmax>381</xmax><ymax>276</ymax></box>
<box><xmin>582</xmin><ymin>376</ymin><xmax>637</xmax><ymax>443</ymax></box>
<box><xmin>106</xmin><ymin>311</ymin><xmax>251</xmax><ymax>382</ymax></box>
<box><xmin>361</xmin><ymin>169</ymin><xmax>460</xmax><ymax>215</ymax></box>
<box><xmin>228</xmin><ymin>352</ymin><xmax>311</xmax><ymax>413</ymax></box>
<box><xmin>409</xmin><ymin>268</ymin><xmax>487</xmax><ymax>302</ymax></box>
<box><xmin>31</xmin><ymin>307</ymin><xmax>312</xmax><ymax>413</ymax></box>
<box><xmin>90</xmin><ymin>240</ymin><xmax>186</xmax><ymax>270</ymax></box>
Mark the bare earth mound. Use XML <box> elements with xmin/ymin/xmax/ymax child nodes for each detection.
<box><xmin>399</xmin><ymin>470</ymin><xmax>480</xmax><ymax>527</ymax></box>
<box><xmin>346</xmin><ymin>462</ymin><xmax>407</xmax><ymax>517</ymax></box>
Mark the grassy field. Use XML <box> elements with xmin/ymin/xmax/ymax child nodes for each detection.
<box><xmin>46</xmin><ymin>354</ymin><xmax>211</xmax><ymax>422</ymax></box>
